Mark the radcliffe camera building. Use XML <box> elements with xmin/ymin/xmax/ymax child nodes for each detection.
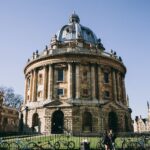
<box><xmin>22</xmin><ymin>13</ymin><xmax>133</xmax><ymax>134</ymax></box>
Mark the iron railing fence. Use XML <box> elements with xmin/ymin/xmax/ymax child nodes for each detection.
<box><xmin>0</xmin><ymin>132</ymin><xmax>150</xmax><ymax>150</ymax></box>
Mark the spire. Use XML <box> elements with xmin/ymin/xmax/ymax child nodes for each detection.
<box><xmin>126</xmin><ymin>95</ymin><xmax>129</xmax><ymax>107</ymax></box>
<box><xmin>147</xmin><ymin>101</ymin><xmax>149</xmax><ymax>110</ymax></box>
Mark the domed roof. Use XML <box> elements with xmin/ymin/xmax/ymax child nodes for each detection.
<box><xmin>56</xmin><ymin>13</ymin><xmax>101</xmax><ymax>46</ymax></box>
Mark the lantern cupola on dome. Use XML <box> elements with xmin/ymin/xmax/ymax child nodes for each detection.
<box><xmin>51</xmin><ymin>12</ymin><xmax>105</xmax><ymax>51</ymax></box>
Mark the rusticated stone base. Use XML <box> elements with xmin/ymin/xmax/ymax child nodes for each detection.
<box><xmin>22</xmin><ymin>101</ymin><xmax>133</xmax><ymax>134</ymax></box>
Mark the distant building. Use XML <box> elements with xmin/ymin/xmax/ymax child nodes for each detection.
<box><xmin>22</xmin><ymin>13</ymin><xmax>133</xmax><ymax>134</ymax></box>
<box><xmin>133</xmin><ymin>102</ymin><xmax>150</xmax><ymax>133</ymax></box>
<box><xmin>0</xmin><ymin>93</ymin><xmax>19</xmax><ymax>132</ymax></box>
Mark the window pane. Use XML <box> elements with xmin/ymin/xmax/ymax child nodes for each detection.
<box><xmin>104</xmin><ymin>72</ymin><xmax>109</xmax><ymax>83</ymax></box>
<box><xmin>104</xmin><ymin>91</ymin><xmax>110</xmax><ymax>98</ymax></box>
<box><xmin>58</xmin><ymin>69</ymin><xmax>64</xmax><ymax>81</ymax></box>
<box><xmin>57</xmin><ymin>89</ymin><xmax>64</xmax><ymax>95</ymax></box>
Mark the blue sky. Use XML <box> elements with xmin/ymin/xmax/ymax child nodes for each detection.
<box><xmin>0</xmin><ymin>0</ymin><xmax>150</xmax><ymax>119</ymax></box>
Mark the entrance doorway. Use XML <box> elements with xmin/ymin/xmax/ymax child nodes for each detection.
<box><xmin>32</xmin><ymin>113</ymin><xmax>39</xmax><ymax>132</ymax></box>
<box><xmin>82</xmin><ymin>111</ymin><xmax>92</xmax><ymax>132</ymax></box>
<box><xmin>51</xmin><ymin>110</ymin><xmax>64</xmax><ymax>134</ymax></box>
<box><xmin>108</xmin><ymin>111</ymin><xmax>118</xmax><ymax>132</ymax></box>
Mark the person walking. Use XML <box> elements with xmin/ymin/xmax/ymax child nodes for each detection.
<box><xmin>103</xmin><ymin>130</ymin><xmax>112</xmax><ymax>150</ymax></box>
<box><xmin>109</xmin><ymin>129</ymin><xmax>116</xmax><ymax>150</ymax></box>
<box><xmin>103</xmin><ymin>129</ymin><xmax>116</xmax><ymax>150</ymax></box>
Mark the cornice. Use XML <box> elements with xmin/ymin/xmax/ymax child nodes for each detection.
<box><xmin>24</xmin><ymin>53</ymin><xmax>126</xmax><ymax>75</ymax></box>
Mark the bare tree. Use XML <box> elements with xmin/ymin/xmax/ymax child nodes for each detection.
<box><xmin>0</xmin><ymin>86</ymin><xmax>23</xmax><ymax>109</ymax></box>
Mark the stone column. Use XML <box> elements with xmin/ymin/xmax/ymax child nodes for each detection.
<box><xmin>91</xmin><ymin>65</ymin><xmax>96</xmax><ymax>100</ymax></box>
<box><xmin>32</xmin><ymin>69</ymin><xmax>37</xmax><ymax>102</ymax></box>
<box><xmin>72</xmin><ymin>63</ymin><xmax>76</xmax><ymax>99</ymax></box>
<box><xmin>112</xmin><ymin>69</ymin><xmax>117</xmax><ymax>101</ymax></box>
<box><xmin>48</xmin><ymin>64</ymin><xmax>54</xmax><ymax>100</ymax></box>
<box><xmin>76</xmin><ymin>64</ymin><xmax>80</xmax><ymax>99</ymax></box>
<box><xmin>43</xmin><ymin>65</ymin><xmax>48</xmax><ymax>100</ymax></box>
<box><xmin>122</xmin><ymin>75</ymin><xmax>126</xmax><ymax>104</ymax></box>
<box><xmin>120</xmin><ymin>74</ymin><xmax>123</xmax><ymax>101</ymax></box>
<box><xmin>95</xmin><ymin>65</ymin><xmax>99</xmax><ymax>100</ymax></box>
<box><xmin>116</xmin><ymin>71</ymin><xmax>120</xmax><ymax>101</ymax></box>
<box><xmin>98</xmin><ymin>65</ymin><xmax>101</xmax><ymax>100</ymax></box>
<box><xmin>24</xmin><ymin>77</ymin><xmax>28</xmax><ymax>104</ymax></box>
<box><xmin>68</xmin><ymin>63</ymin><xmax>73</xmax><ymax>100</ymax></box>
<box><xmin>29</xmin><ymin>71</ymin><xmax>34</xmax><ymax>102</ymax></box>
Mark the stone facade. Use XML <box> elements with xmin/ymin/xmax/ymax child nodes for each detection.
<box><xmin>22</xmin><ymin>13</ymin><xmax>133</xmax><ymax>134</ymax></box>
<box><xmin>133</xmin><ymin>102</ymin><xmax>150</xmax><ymax>133</ymax></box>
<box><xmin>0</xmin><ymin>92</ymin><xmax>19</xmax><ymax>132</ymax></box>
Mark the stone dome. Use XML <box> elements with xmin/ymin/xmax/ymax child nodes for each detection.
<box><xmin>56</xmin><ymin>13</ymin><xmax>102</xmax><ymax>47</ymax></box>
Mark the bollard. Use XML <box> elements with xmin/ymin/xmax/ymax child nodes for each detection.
<box><xmin>80</xmin><ymin>139</ymin><xmax>90</xmax><ymax>150</ymax></box>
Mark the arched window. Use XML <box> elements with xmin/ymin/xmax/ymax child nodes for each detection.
<box><xmin>82</xmin><ymin>111</ymin><xmax>92</xmax><ymax>132</ymax></box>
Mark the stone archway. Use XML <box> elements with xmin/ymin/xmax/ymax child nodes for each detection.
<box><xmin>108</xmin><ymin>111</ymin><xmax>118</xmax><ymax>132</ymax></box>
<box><xmin>82</xmin><ymin>111</ymin><xmax>92</xmax><ymax>132</ymax></box>
<box><xmin>32</xmin><ymin>113</ymin><xmax>39</xmax><ymax>132</ymax></box>
<box><xmin>51</xmin><ymin>110</ymin><xmax>64</xmax><ymax>134</ymax></box>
